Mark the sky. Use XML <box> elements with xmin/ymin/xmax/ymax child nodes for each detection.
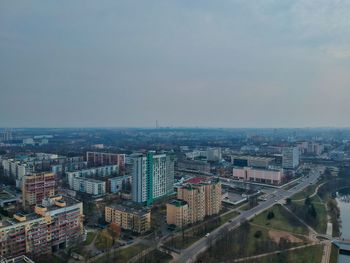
<box><xmin>1</xmin><ymin>0</ymin><xmax>350</xmax><ymax>128</ymax></box>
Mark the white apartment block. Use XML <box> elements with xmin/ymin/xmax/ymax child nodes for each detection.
<box><xmin>282</xmin><ymin>147</ymin><xmax>299</xmax><ymax>169</ymax></box>
<box><xmin>67</xmin><ymin>165</ymin><xmax>118</xmax><ymax>187</ymax></box>
<box><xmin>132</xmin><ymin>152</ymin><xmax>174</xmax><ymax>205</ymax></box>
<box><xmin>72</xmin><ymin>177</ymin><xmax>105</xmax><ymax>196</ymax></box>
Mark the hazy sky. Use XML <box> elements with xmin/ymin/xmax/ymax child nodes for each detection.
<box><xmin>1</xmin><ymin>1</ymin><xmax>350</xmax><ymax>128</ymax></box>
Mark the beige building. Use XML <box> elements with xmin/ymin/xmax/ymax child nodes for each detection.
<box><xmin>171</xmin><ymin>179</ymin><xmax>222</xmax><ymax>226</ymax></box>
<box><xmin>232</xmin><ymin>167</ymin><xmax>283</xmax><ymax>185</ymax></box>
<box><xmin>105</xmin><ymin>205</ymin><xmax>151</xmax><ymax>234</ymax></box>
<box><xmin>203</xmin><ymin>182</ymin><xmax>222</xmax><ymax>216</ymax></box>
<box><xmin>22</xmin><ymin>172</ymin><xmax>57</xmax><ymax>209</ymax></box>
<box><xmin>166</xmin><ymin>199</ymin><xmax>189</xmax><ymax>227</ymax></box>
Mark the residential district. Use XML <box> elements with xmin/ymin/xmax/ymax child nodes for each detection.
<box><xmin>0</xmin><ymin>128</ymin><xmax>350</xmax><ymax>263</ymax></box>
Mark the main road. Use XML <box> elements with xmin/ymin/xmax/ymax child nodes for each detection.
<box><xmin>173</xmin><ymin>167</ymin><xmax>322</xmax><ymax>263</ymax></box>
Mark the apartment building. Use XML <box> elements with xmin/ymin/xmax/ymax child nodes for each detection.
<box><xmin>282</xmin><ymin>147</ymin><xmax>299</xmax><ymax>169</ymax></box>
<box><xmin>67</xmin><ymin>165</ymin><xmax>119</xmax><ymax>186</ymax></box>
<box><xmin>131</xmin><ymin>152</ymin><xmax>174</xmax><ymax>205</ymax></box>
<box><xmin>0</xmin><ymin>196</ymin><xmax>83</xmax><ymax>259</ymax></box>
<box><xmin>232</xmin><ymin>167</ymin><xmax>283</xmax><ymax>185</ymax></box>
<box><xmin>105</xmin><ymin>205</ymin><xmax>151</xmax><ymax>234</ymax></box>
<box><xmin>107</xmin><ymin>175</ymin><xmax>131</xmax><ymax>193</ymax></box>
<box><xmin>1</xmin><ymin>159</ymin><xmax>33</xmax><ymax>188</ymax></box>
<box><xmin>172</xmin><ymin>179</ymin><xmax>222</xmax><ymax>226</ymax></box>
<box><xmin>71</xmin><ymin>177</ymin><xmax>105</xmax><ymax>196</ymax></box>
<box><xmin>206</xmin><ymin>148</ymin><xmax>222</xmax><ymax>162</ymax></box>
<box><xmin>86</xmin><ymin>152</ymin><xmax>125</xmax><ymax>171</ymax></box>
<box><xmin>166</xmin><ymin>199</ymin><xmax>189</xmax><ymax>227</ymax></box>
<box><xmin>22</xmin><ymin>172</ymin><xmax>57</xmax><ymax>209</ymax></box>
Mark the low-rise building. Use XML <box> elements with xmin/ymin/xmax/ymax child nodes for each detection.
<box><xmin>232</xmin><ymin>167</ymin><xmax>283</xmax><ymax>185</ymax></box>
<box><xmin>105</xmin><ymin>205</ymin><xmax>151</xmax><ymax>234</ymax></box>
<box><xmin>231</xmin><ymin>155</ymin><xmax>274</xmax><ymax>169</ymax></box>
<box><xmin>177</xmin><ymin>159</ymin><xmax>210</xmax><ymax>173</ymax></box>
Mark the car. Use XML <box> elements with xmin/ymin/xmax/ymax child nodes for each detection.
<box><xmin>205</xmin><ymin>233</ymin><xmax>210</xmax><ymax>237</ymax></box>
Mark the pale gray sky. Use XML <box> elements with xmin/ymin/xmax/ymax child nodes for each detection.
<box><xmin>1</xmin><ymin>0</ymin><xmax>350</xmax><ymax>128</ymax></box>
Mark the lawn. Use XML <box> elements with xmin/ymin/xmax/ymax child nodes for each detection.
<box><xmin>84</xmin><ymin>231</ymin><xmax>97</xmax><ymax>245</ymax></box>
<box><xmin>220</xmin><ymin>210</ymin><xmax>240</xmax><ymax>223</ymax></box>
<box><xmin>244</xmin><ymin>244</ymin><xmax>323</xmax><ymax>263</ymax></box>
<box><xmin>95</xmin><ymin>229</ymin><xmax>113</xmax><ymax>250</ymax></box>
<box><xmin>165</xmin><ymin>210</ymin><xmax>239</xmax><ymax>250</ymax></box>
<box><xmin>251</xmin><ymin>205</ymin><xmax>309</xmax><ymax>235</ymax></box>
<box><xmin>312</xmin><ymin>203</ymin><xmax>327</xmax><ymax>234</ymax></box>
<box><xmin>330</xmin><ymin>243</ymin><xmax>339</xmax><ymax>263</ymax></box>
<box><xmin>291</xmin><ymin>181</ymin><xmax>323</xmax><ymax>201</ymax></box>
<box><xmin>134</xmin><ymin>249</ymin><xmax>173</xmax><ymax>263</ymax></box>
<box><xmin>94</xmin><ymin>243</ymin><xmax>148</xmax><ymax>263</ymax></box>
<box><xmin>197</xmin><ymin>222</ymin><xmax>309</xmax><ymax>263</ymax></box>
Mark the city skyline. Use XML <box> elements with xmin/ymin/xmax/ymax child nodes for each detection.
<box><xmin>2</xmin><ymin>1</ymin><xmax>350</xmax><ymax>127</ymax></box>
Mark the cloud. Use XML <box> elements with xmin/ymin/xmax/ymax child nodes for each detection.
<box><xmin>1</xmin><ymin>0</ymin><xmax>350</xmax><ymax>127</ymax></box>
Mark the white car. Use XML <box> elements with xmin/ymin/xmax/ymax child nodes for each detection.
<box><xmin>205</xmin><ymin>233</ymin><xmax>210</xmax><ymax>237</ymax></box>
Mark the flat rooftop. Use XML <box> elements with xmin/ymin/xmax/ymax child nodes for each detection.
<box><xmin>0</xmin><ymin>195</ymin><xmax>81</xmax><ymax>229</ymax></box>
<box><xmin>107</xmin><ymin>203</ymin><xmax>150</xmax><ymax>216</ymax></box>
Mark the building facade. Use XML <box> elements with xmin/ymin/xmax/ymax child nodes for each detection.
<box><xmin>173</xmin><ymin>179</ymin><xmax>222</xmax><ymax>226</ymax></box>
<box><xmin>105</xmin><ymin>205</ymin><xmax>151</xmax><ymax>234</ymax></box>
<box><xmin>107</xmin><ymin>175</ymin><xmax>131</xmax><ymax>194</ymax></box>
<box><xmin>22</xmin><ymin>172</ymin><xmax>57</xmax><ymax>208</ymax></box>
<box><xmin>131</xmin><ymin>152</ymin><xmax>174</xmax><ymax>205</ymax></box>
<box><xmin>166</xmin><ymin>199</ymin><xmax>189</xmax><ymax>227</ymax></box>
<box><xmin>232</xmin><ymin>167</ymin><xmax>283</xmax><ymax>185</ymax></box>
<box><xmin>231</xmin><ymin>155</ymin><xmax>274</xmax><ymax>169</ymax></box>
<box><xmin>282</xmin><ymin>147</ymin><xmax>299</xmax><ymax>169</ymax></box>
<box><xmin>67</xmin><ymin>165</ymin><xmax>119</xmax><ymax>186</ymax></box>
<box><xmin>0</xmin><ymin>196</ymin><xmax>83</xmax><ymax>259</ymax></box>
<box><xmin>71</xmin><ymin>177</ymin><xmax>105</xmax><ymax>196</ymax></box>
<box><xmin>86</xmin><ymin>152</ymin><xmax>125</xmax><ymax>172</ymax></box>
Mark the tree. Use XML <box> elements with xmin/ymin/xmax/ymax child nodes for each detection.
<box><xmin>108</xmin><ymin>223</ymin><xmax>121</xmax><ymax>245</ymax></box>
<box><xmin>286</xmin><ymin>198</ymin><xmax>292</xmax><ymax>206</ymax></box>
<box><xmin>254</xmin><ymin>230</ymin><xmax>262</xmax><ymax>238</ymax></box>
<box><xmin>267</xmin><ymin>211</ymin><xmax>275</xmax><ymax>220</ymax></box>
<box><xmin>304</xmin><ymin>196</ymin><xmax>311</xmax><ymax>206</ymax></box>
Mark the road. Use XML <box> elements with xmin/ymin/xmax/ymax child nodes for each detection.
<box><xmin>173</xmin><ymin>167</ymin><xmax>322</xmax><ymax>263</ymax></box>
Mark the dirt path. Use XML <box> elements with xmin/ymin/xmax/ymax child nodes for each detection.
<box><xmin>233</xmin><ymin>244</ymin><xmax>317</xmax><ymax>262</ymax></box>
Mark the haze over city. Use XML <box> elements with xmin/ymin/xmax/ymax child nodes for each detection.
<box><xmin>2</xmin><ymin>1</ymin><xmax>350</xmax><ymax>128</ymax></box>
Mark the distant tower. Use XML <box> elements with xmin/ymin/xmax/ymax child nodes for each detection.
<box><xmin>156</xmin><ymin>120</ymin><xmax>159</xmax><ymax>129</ymax></box>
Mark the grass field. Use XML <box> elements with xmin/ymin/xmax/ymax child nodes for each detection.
<box><xmin>197</xmin><ymin>222</ymin><xmax>309</xmax><ymax>263</ymax></box>
<box><xmin>291</xmin><ymin>181</ymin><xmax>323</xmax><ymax>200</ymax></box>
<box><xmin>312</xmin><ymin>202</ymin><xmax>327</xmax><ymax>234</ymax></box>
<box><xmin>330</xmin><ymin>244</ymin><xmax>339</xmax><ymax>263</ymax></box>
<box><xmin>84</xmin><ymin>231</ymin><xmax>97</xmax><ymax>246</ymax></box>
<box><xmin>251</xmin><ymin>205</ymin><xmax>309</xmax><ymax>235</ymax></box>
<box><xmin>165</xmin><ymin>210</ymin><xmax>239</xmax><ymax>249</ymax></box>
<box><xmin>244</xmin><ymin>245</ymin><xmax>323</xmax><ymax>263</ymax></box>
<box><xmin>95</xmin><ymin>229</ymin><xmax>113</xmax><ymax>250</ymax></box>
<box><xmin>134</xmin><ymin>249</ymin><xmax>173</xmax><ymax>263</ymax></box>
<box><xmin>94</xmin><ymin>243</ymin><xmax>148</xmax><ymax>263</ymax></box>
